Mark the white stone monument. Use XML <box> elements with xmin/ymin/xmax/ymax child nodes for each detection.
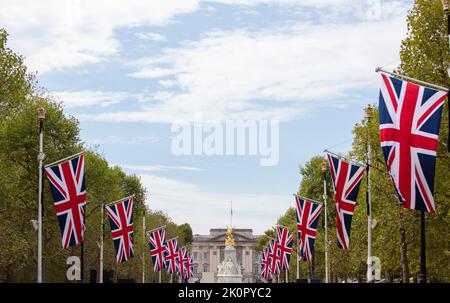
<box><xmin>216</xmin><ymin>227</ymin><xmax>243</xmax><ymax>283</ymax></box>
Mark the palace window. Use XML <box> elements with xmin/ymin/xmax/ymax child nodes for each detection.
<box><xmin>203</xmin><ymin>264</ymin><xmax>209</xmax><ymax>272</ymax></box>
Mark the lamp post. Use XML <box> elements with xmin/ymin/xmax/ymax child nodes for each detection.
<box><xmin>365</xmin><ymin>105</ymin><xmax>373</xmax><ymax>282</ymax></box>
<box><xmin>321</xmin><ymin>161</ymin><xmax>329</xmax><ymax>284</ymax></box>
<box><xmin>442</xmin><ymin>0</ymin><xmax>450</xmax><ymax>154</ymax></box>
<box><xmin>37</xmin><ymin>106</ymin><xmax>46</xmax><ymax>283</ymax></box>
<box><xmin>442</xmin><ymin>0</ymin><xmax>450</xmax><ymax>50</ymax></box>
<box><xmin>142</xmin><ymin>209</ymin><xmax>146</xmax><ymax>284</ymax></box>
<box><xmin>99</xmin><ymin>204</ymin><xmax>104</xmax><ymax>283</ymax></box>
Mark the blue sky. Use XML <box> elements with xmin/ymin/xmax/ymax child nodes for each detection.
<box><xmin>1</xmin><ymin>0</ymin><xmax>412</xmax><ymax>234</ymax></box>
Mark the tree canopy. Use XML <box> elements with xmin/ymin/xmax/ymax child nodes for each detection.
<box><xmin>0</xmin><ymin>28</ymin><xmax>192</xmax><ymax>282</ymax></box>
<box><xmin>257</xmin><ymin>1</ymin><xmax>450</xmax><ymax>283</ymax></box>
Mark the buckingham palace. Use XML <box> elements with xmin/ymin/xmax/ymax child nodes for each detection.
<box><xmin>188</xmin><ymin>228</ymin><xmax>262</xmax><ymax>283</ymax></box>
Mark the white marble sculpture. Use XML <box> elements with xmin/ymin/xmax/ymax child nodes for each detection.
<box><xmin>216</xmin><ymin>228</ymin><xmax>243</xmax><ymax>283</ymax></box>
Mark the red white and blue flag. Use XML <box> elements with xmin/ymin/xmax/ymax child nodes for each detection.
<box><xmin>275</xmin><ymin>225</ymin><xmax>293</xmax><ymax>270</ymax></box>
<box><xmin>148</xmin><ymin>226</ymin><xmax>167</xmax><ymax>272</ymax></box>
<box><xmin>260</xmin><ymin>248</ymin><xmax>272</xmax><ymax>281</ymax></box>
<box><xmin>295</xmin><ymin>195</ymin><xmax>323</xmax><ymax>261</ymax></box>
<box><xmin>326</xmin><ymin>152</ymin><xmax>365</xmax><ymax>250</ymax></box>
<box><xmin>164</xmin><ymin>237</ymin><xmax>179</xmax><ymax>274</ymax></box>
<box><xmin>379</xmin><ymin>73</ymin><xmax>447</xmax><ymax>213</ymax></box>
<box><xmin>177</xmin><ymin>246</ymin><xmax>188</xmax><ymax>279</ymax></box>
<box><xmin>185</xmin><ymin>252</ymin><xmax>194</xmax><ymax>280</ymax></box>
<box><xmin>267</xmin><ymin>237</ymin><xmax>280</xmax><ymax>276</ymax></box>
<box><xmin>44</xmin><ymin>153</ymin><xmax>86</xmax><ymax>249</ymax></box>
<box><xmin>105</xmin><ymin>196</ymin><xmax>134</xmax><ymax>263</ymax></box>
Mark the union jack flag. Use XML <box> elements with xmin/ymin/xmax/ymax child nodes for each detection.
<box><xmin>184</xmin><ymin>252</ymin><xmax>194</xmax><ymax>280</ymax></box>
<box><xmin>105</xmin><ymin>196</ymin><xmax>134</xmax><ymax>263</ymax></box>
<box><xmin>148</xmin><ymin>227</ymin><xmax>167</xmax><ymax>272</ymax></box>
<box><xmin>326</xmin><ymin>152</ymin><xmax>365</xmax><ymax>250</ymax></box>
<box><xmin>44</xmin><ymin>153</ymin><xmax>86</xmax><ymax>249</ymax></box>
<box><xmin>379</xmin><ymin>73</ymin><xmax>447</xmax><ymax>213</ymax></box>
<box><xmin>267</xmin><ymin>237</ymin><xmax>280</xmax><ymax>276</ymax></box>
<box><xmin>164</xmin><ymin>237</ymin><xmax>179</xmax><ymax>274</ymax></box>
<box><xmin>177</xmin><ymin>246</ymin><xmax>188</xmax><ymax>279</ymax></box>
<box><xmin>260</xmin><ymin>248</ymin><xmax>272</xmax><ymax>281</ymax></box>
<box><xmin>295</xmin><ymin>195</ymin><xmax>322</xmax><ymax>261</ymax></box>
<box><xmin>275</xmin><ymin>225</ymin><xmax>293</xmax><ymax>270</ymax></box>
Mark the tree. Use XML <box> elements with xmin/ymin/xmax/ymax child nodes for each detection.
<box><xmin>0</xmin><ymin>28</ymin><xmax>35</xmax><ymax>116</ymax></box>
<box><xmin>397</xmin><ymin>0</ymin><xmax>450</xmax><ymax>282</ymax></box>
<box><xmin>256</xmin><ymin>1</ymin><xmax>450</xmax><ymax>283</ymax></box>
<box><xmin>0</xmin><ymin>29</ymin><xmax>190</xmax><ymax>282</ymax></box>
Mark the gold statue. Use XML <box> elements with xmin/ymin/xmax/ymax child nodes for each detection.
<box><xmin>225</xmin><ymin>226</ymin><xmax>235</xmax><ymax>247</ymax></box>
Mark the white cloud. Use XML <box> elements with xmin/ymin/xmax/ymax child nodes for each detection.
<box><xmin>0</xmin><ymin>0</ymin><xmax>199</xmax><ymax>73</ymax></box>
<box><xmin>120</xmin><ymin>165</ymin><xmax>203</xmax><ymax>172</ymax></box>
<box><xmin>128</xmin><ymin>67</ymin><xmax>175</xmax><ymax>79</ymax></box>
<box><xmin>205</xmin><ymin>0</ymin><xmax>351</xmax><ymax>7</ymax></box>
<box><xmin>53</xmin><ymin>90</ymin><xmax>165</xmax><ymax>108</ymax></box>
<box><xmin>82</xmin><ymin>9</ymin><xmax>408</xmax><ymax>123</ymax></box>
<box><xmin>53</xmin><ymin>90</ymin><xmax>132</xmax><ymax>108</ymax></box>
<box><xmin>85</xmin><ymin>135</ymin><xmax>160</xmax><ymax>145</ymax></box>
<box><xmin>139</xmin><ymin>174</ymin><xmax>291</xmax><ymax>234</ymax></box>
<box><xmin>0</xmin><ymin>0</ymin><xmax>409</xmax><ymax>74</ymax></box>
<box><xmin>135</xmin><ymin>32</ymin><xmax>167</xmax><ymax>42</ymax></box>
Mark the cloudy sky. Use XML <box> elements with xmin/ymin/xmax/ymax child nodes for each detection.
<box><xmin>1</xmin><ymin>0</ymin><xmax>412</xmax><ymax>234</ymax></box>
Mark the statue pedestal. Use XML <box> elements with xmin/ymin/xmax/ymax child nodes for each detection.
<box><xmin>216</xmin><ymin>245</ymin><xmax>243</xmax><ymax>283</ymax></box>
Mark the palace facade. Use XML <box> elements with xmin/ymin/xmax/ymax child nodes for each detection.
<box><xmin>189</xmin><ymin>228</ymin><xmax>262</xmax><ymax>283</ymax></box>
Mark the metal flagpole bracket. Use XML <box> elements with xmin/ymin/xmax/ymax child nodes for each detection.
<box><xmin>44</xmin><ymin>151</ymin><xmax>84</xmax><ymax>168</ymax></box>
<box><xmin>146</xmin><ymin>225</ymin><xmax>167</xmax><ymax>236</ymax></box>
<box><xmin>375</xmin><ymin>67</ymin><xmax>449</xmax><ymax>92</ymax></box>
<box><xmin>104</xmin><ymin>195</ymin><xmax>134</xmax><ymax>207</ymax></box>
<box><xmin>294</xmin><ymin>194</ymin><xmax>323</xmax><ymax>206</ymax></box>
<box><xmin>324</xmin><ymin>149</ymin><xmax>367</xmax><ymax>168</ymax></box>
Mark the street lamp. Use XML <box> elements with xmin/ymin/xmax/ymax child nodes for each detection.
<box><xmin>321</xmin><ymin>160</ymin><xmax>328</xmax><ymax>283</ymax></box>
<box><xmin>37</xmin><ymin>106</ymin><xmax>46</xmax><ymax>283</ymax></box>
<box><xmin>442</xmin><ymin>0</ymin><xmax>449</xmax><ymax>12</ymax></box>
<box><xmin>364</xmin><ymin>104</ymin><xmax>374</xmax><ymax>283</ymax></box>
<box><xmin>321</xmin><ymin>161</ymin><xmax>327</xmax><ymax>174</ymax></box>
<box><xmin>365</xmin><ymin>104</ymin><xmax>372</xmax><ymax>123</ymax></box>
<box><xmin>442</xmin><ymin>1</ymin><xmax>450</xmax><ymax>76</ymax></box>
<box><xmin>38</xmin><ymin>107</ymin><xmax>46</xmax><ymax>120</ymax></box>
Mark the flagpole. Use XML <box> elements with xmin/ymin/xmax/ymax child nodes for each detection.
<box><xmin>285</xmin><ymin>268</ymin><xmax>288</xmax><ymax>283</ymax></box>
<box><xmin>419</xmin><ymin>211</ymin><xmax>426</xmax><ymax>283</ymax></box>
<box><xmin>321</xmin><ymin>161</ymin><xmax>329</xmax><ymax>284</ymax></box>
<box><xmin>159</xmin><ymin>270</ymin><xmax>162</xmax><ymax>283</ymax></box>
<box><xmin>230</xmin><ymin>200</ymin><xmax>233</xmax><ymax>228</ymax></box>
<box><xmin>296</xmin><ymin>253</ymin><xmax>300</xmax><ymax>282</ymax></box>
<box><xmin>99</xmin><ymin>204</ymin><xmax>104</xmax><ymax>283</ymax></box>
<box><xmin>365</xmin><ymin>105</ymin><xmax>373</xmax><ymax>283</ymax></box>
<box><xmin>375</xmin><ymin>67</ymin><xmax>448</xmax><ymax>92</ymax></box>
<box><xmin>142</xmin><ymin>213</ymin><xmax>146</xmax><ymax>283</ymax></box>
<box><xmin>37</xmin><ymin>107</ymin><xmax>46</xmax><ymax>283</ymax></box>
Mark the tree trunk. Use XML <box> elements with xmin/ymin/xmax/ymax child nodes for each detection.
<box><xmin>399</xmin><ymin>228</ymin><xmax>410</xmax><ymax>283</ymax></box>
<box><xmin>5</xmin><ymin>263</ymin><xmax>15</xmax><ymax>282</ymax></box>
